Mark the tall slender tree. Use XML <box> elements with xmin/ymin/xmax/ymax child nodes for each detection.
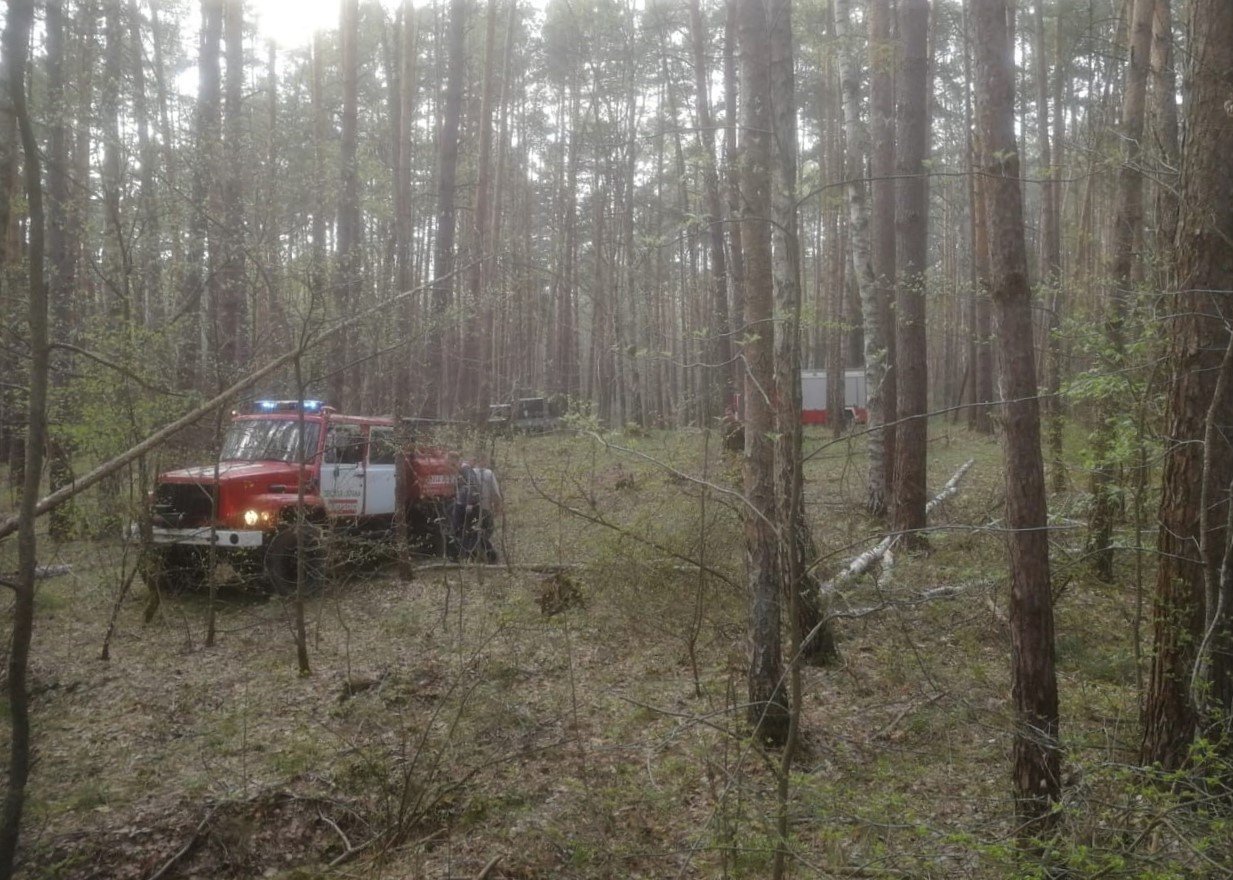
<box><xmin>465</xmin><ymin>0</ymin><xmax>500</xmax><ymax>415</ymax></box>
<box><xmin>1088</xmin><ymin>0</ymin><xmax>1155</xmax><ymax>581</ymax></box>
<box><xmin>130</xmin><ymin>0</ymin><xmax>161</xmax><ymax>328</ymax></box>
<box><xmin>891</xmin><ymin>0</ymin><xmax>930</xmax><ymax>546</ymax></box>
<box><xmin>835</xmin><ymin>0</ymin><xmax>887</xmax><ymax>517</ymax></box>
<box><xmin>740</xmin><ymin>0</ymin><xmax>788</xmax><ymax>746</ymax></box>
<box><xmin>394</xmin><ymin>1</ymin><xmax>420</xmax><ymax>409</ymax></box>
<box><xmin>688</xmin><ymin>0</ymin><xmax>733</xmax><ymax>417</ymax></box>
<box><xmin>1142</xmin><ymin>0</ymin><xmax>1233</xmax><ymax>769</ymax></box>
<box><xmin>1043</xmin><ymin>2</ymin><xmax>1068</xmax><ymax>489</ymax></box>
<box><xmin>0</xmin><ymin>0</ymin><xmax>49</xmax><ymax>869</ymax></box>
<box><xmin>868</xmin><ymin>0</ymin><xmax>897</xmax><ymax>514</ymax></box>
<box><xmin>333</xmin><ymin>0</ymin><xmax>361</xmax><ymax>409</ymax></box>
<box><xmin>1148</xmin><ymin>0</ymin><xmax>1178</xmax><ymax>264</ymax></box>
<box><xmin>972</xmin><ymin>0</ymin><xmax>1062</xmax><ymax>833</ymax></box>
<box><xmin>769</xmin><ymin>0</ymin><xmax>836</xmax><ymax>668</ymax></box>
<box><xmin>46</xmin><ymin>0</ymin><xmax>76</xmax><ymax>542</ymax></box>
<box><xmin>180</xmin><ymin>0</ymin><xmax>222</xmax><ymax>388</ymax></box>
<box><xmin>963</xmin><ymin>0</ymin><xmax>994</xmax><ymax>436</ymax></box>
<box><xmin>100</xmin><ymin>0</ymin><xmax>128</xmax><ymax>323</ymax></box>
<box><xmin>220</xmin><ymin>0</ymin><xmax>248</xmax><ymax>368</ymax></box>
<box><xmin>0</xmin><ymin>12</ymin><xmax>15</xmax><ymax>279</ymax></box>
<box><xmin>428</xmin><ymin>0</ymin><xmax>467</xmax><ymax>417</ymax></box>
<box><xmin>724</xmin><ymin>0</ymin><xmax>745</xmax><ymax>400</ymax></box>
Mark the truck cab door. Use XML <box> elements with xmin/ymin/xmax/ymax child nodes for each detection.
<box><xmin>320</xmin><ymin>424</ymin><xmax>365</xmax><ymax>516</ymax></box>
<box><xmin>364</xmin><ymin>427</ymin><xmax>398</xmax><ymax>516</ymax></box>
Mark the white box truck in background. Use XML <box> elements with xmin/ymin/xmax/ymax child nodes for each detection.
<box><xmin>800</xmin><ymin>369</ymin><xmax>869</xmax><ymax>426</ymax></box>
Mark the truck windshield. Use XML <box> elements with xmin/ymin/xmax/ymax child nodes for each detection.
<box><xmin>221</xmin><ymin>419</ymin><xmax>321</xmax><ymax>463</ymax></box>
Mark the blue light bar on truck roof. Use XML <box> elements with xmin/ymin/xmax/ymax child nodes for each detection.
<box><xmin>254</xmin><ymin>400</ymin><xmax>325</xmax><ymax>413</ymax></box>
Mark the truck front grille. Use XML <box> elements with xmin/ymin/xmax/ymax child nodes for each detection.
<box><xmin>153</xmin><ymin>483</ymin><xmax>216</xmax><ymax>528</ymax></box>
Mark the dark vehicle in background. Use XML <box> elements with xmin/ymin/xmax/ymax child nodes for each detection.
<box><xmin>487</xmin><ymin>396</ymin><xmax>563</xmax><ymax>434</ymax></box>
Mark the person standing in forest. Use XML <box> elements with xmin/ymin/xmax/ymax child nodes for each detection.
<box><xmin>472</xmin><ymin>455</ymin><xmax>503</xmax><ymax>564</ymax></box>
<box><xmin>446</xmin><ymin>451</ymin><xmax>474</xmax><ymax>560</ymax></box>
<box><xmin>447</xmin><ymin>452</ymin><xmax>501</xmax><ymax>562</ymax></box>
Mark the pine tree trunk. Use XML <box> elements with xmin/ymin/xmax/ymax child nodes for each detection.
<box><xmin>835</xmin><ymin>0</ymin><xmax>888</xmax><ymax>516</ymax></box>
<box><xmin>557</xmin><ymin>77</ymin><xmax>580</xmax><ymax>397</ymax></box>
<box><xmin>823</xmin><ymin>38</ymin><xmax>846</xmax><ymax>442</ymax></box>
<box><xmin>770</xmin><ymin>0</ymin><xmax>838</xmax><ymax>669</ymax></box>
<box><xmin>1142</xmin><ymin>0</ymin><xmax>1233</xmax><ymax>769</ymax></box>
<box><xmin>181</xmin><ymin>0</ymin><xmax>222</xmax><ymax>389</ymax></box>
<box><xmin>619</xmin><ymin>84</ymin><xmax>643</xmax><ymax>428</ymax></box>
<box><xmin>740</xmin><ymin>0</ymin><xmax>788</xmax><ymax>746</ymax></box>
<box><xmin>258</xmin><ymin>42</ymin><xmax>290</xmax><ymax>355</ymax></box>
<box><xmin>962</xmin><ymin>0</ymin><xmax>994</xmax><ymax>435</ymax></box>
<box><xmin>972</xmin><ymin>0</ymin><xmax>1061</xmax><ymax>834</ymax></box>
<box><xmin>428</xmin><ymin>0</ymin><xmax>467</xmax><ymax>417</ymax></box>
<box><xmin>1045</xmin><ymin>5</ymin><xmax>1068</xmax><ymax>491</ymax></box>
<box><xmin>1088</xmin><ymin>0</ymin><xmax>1154</xmax><ymax>581</ymax></box>
<box><xmin>724</xmin><ymin>0</ymin><xmax>745</xmax><ymax>403</ymax></box>
<box><xmin>0</xmin><ymin>0</ymin><xmax>49</xmax><ymax>867</ymax></box>
<box><xmin>100</xmin><ymin>0</ymin><xmax>128</xmax><ymax>325</ymax></box>
<box><xmin>395</xmin><ymin>0</ymin><xmax>419</xmax><ymax>410</ymax></box>
<box><xmin>891</xmin><ymin>0</ymin><xmax>930</xmax><ymax>546</ymax></box>
<box><xmin>130</xmin><ymin>0</ymin><xmax>161</xmax><ymax>329</ymax></box>
<box><xmin>1149</xmin><ymin>0</ymin><xmax>1179</xmax><ymax>268</ymax></box>
<box><xmin>869</xmin><ymin>0</ymin><xmax>897</xmax><ymax>513</ymax></box>
<box><xmin>333</xmin><ymin>0</ymin><xmax>360</xmax><ymax>409</ymax></box>
<box><xmin>310</xmin><ymin>32</ymin><xmax>329</xmax><ymax>376</ymax></box>
<box><xmin>0</xmin><ymin>14</ymin><xmax>14</xmax><ymax>277</ymax></box>
<box><xmin>46</xmin><ymin>0</ymin><xmax>76</xmax><ymax>543</ymax></box>
<box><xmin>220</xmin><ymin>0</ymin><xmax>248</xmax><ymax>369</ymax></box>
<box><xmin>688</xmin><ymin>0</ymin><xmax>733</xmax><ymax>419</ymax></box>
<box><xmin>149</xmin><ymin>6</ymin><xmax>181</xmax><ymax>314</ymax></box>
<box><xmin>463</xmin><ymin>0</ymin><xmax>499</xmax><ymax>417</ymax></box>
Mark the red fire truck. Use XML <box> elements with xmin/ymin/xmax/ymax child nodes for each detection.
<box><xmin>139</xmin><ymin>400</ymin><xmax>458</xmax><ymax>593</ymax></box>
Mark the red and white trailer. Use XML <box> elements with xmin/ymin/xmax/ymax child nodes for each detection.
<box><xmin>800</xmin><ymin>369</ymin><xmax>869</xmax><ymax>426</ymax></box>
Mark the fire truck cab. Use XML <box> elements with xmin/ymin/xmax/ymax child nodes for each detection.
<box><xmin>140</xmin><ymin>400</ymin><xmax>457</xmax><ymax>594</ymax></box>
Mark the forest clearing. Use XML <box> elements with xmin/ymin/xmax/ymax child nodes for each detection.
<box><xmin>1</xmin><ymin>426</ymin><xmax>1223</xmax><ymax>879</ymax></box>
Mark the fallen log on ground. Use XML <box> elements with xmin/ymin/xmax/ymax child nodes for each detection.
<box><xmin>819</xmin><ymin>458</ymin><xmax>974</xmax><ymax>598</ymax></box>
<box><xmin>411</xmin><ymin>562</ymin><xmax>586</xmax><ymax>574</ymax></box>
<box><xmin>0</xmin><ymin>564</ymin><xmax>73</xmax><ymax>590</ymax></box>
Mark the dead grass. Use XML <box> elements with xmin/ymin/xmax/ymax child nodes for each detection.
<box><xmin>0</xmin><ymin>424</ymin><xmax>1226</xmax><ymax>879</ymax></box>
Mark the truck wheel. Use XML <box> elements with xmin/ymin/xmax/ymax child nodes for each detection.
<box><xmin>140</xmin><ymin>546</ymin><xmax>206</xmax><ymax>594</ymax></box>
<box><xmin>264</xmin><ymin>524</ymin><xmax>325</xmax><ymax>596</ymax></box>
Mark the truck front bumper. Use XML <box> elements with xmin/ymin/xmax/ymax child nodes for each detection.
<box><xmin>130</xmin><ymin>523</ymin><xmax>266</xmax><ymax>549</ymax></box>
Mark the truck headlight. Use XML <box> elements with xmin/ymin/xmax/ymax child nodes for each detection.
<box><xmin>243</xmin><ymin>509</ymin><xmax>262</xmax><ymax>527</ymax></box>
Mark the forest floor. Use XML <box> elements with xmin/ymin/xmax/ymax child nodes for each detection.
<box><xmin>1</xmin><ymin>423</ymin><xmax>1227</xmax><ymax>879</ymax></box>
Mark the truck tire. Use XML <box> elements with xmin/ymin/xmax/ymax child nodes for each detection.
<box><xmin>264</xmin><ymin>523</ymin><xmax>325</xmax><ymax>596</ymax></box>
<box><xmin>140</xmin><ymin>546</ymin><xmax>207</xmax><ymax>594</ymax></box>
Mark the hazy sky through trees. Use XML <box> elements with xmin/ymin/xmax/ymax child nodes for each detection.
<box><xmin>250</xmin><ymin>0</ymin><xmax>372</xmax><ymax>48</ymax></box>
